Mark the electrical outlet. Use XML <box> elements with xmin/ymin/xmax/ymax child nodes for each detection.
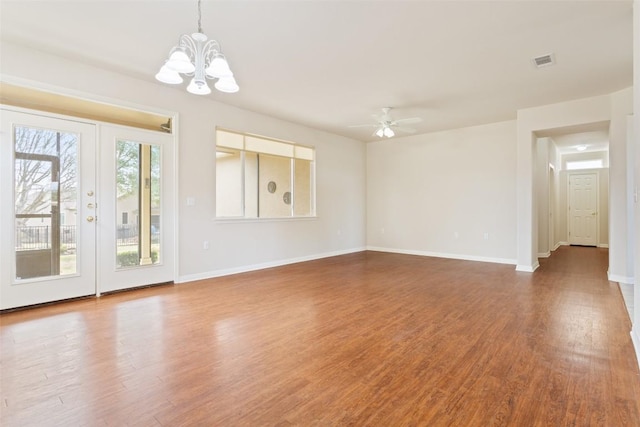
<box><xmin>203</xmin><ymin>241</ymin><xmax>209</xmax><ymax>250</ymax></box>
<box><xmin>484</xmin><ymin>232</ymin><xmax>489</xmax><ymax>240</ymax></box>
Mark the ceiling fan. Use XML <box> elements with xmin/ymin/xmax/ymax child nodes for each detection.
<box><xmin>348</xmin><ymin>107</ymin><xmax>423</xmax><ymax>138</ymax></box>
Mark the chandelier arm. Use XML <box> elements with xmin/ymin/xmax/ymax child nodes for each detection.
<box><xmin>178</xmin><ymin>34</ymin><xmax>198</xmax><ymax>62</ymax></box>
<box><xmin>202</xmin><ymin>39</ymin><xmax>222</xmax><ymax>79</ymax></box>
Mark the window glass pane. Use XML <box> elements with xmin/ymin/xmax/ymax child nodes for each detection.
<box><xmin>244</xmin><ymin>152</ymin><xmax>258</xmax><ymax>218</ymax></box>
<box><xmin>216</xmin><ymin>149</ymin><xmax>243</xmax><ymax>217</ymax></box>
<box><xmin>294</xmin><ymin>159</ymin><xmax>313</xmax><ymax>216</ymax></box>
<box><xmin>215</xmin><ymin>129</ymin><xmax>315</xmax><ymax>219</ymax></box>
<box><xmin>116</xmin><ymin>140</ymin><xmax>140</xmax><ymax>267</ymax></box>
<box><xmin>258</xmin><ymin>154</ymin><xmax>291</xmax><ymax>217</ymax></box>
<box><xmin>150</xmin><ymin>145</ymin><xmax>161</xmax><ymax>264</ymax></box>
<box><xmin>566</xmin><ymin>160</ymin><xmax>603</xmax><ymax>170</ymax></box>
<box><xmin>115</xmin><ymin>141</ymin><xmax>161</xmax><ymax>268</ymax></box>
<box><xmin>14</xmin><ymin>126</ymin><xmax>78</xmax><ymax>279</ymax></box>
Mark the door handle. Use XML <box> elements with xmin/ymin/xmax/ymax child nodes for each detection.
<box><xmin>591</xmin><ymin>212</ymin><xmax>597</xmax><ymax>216</ymax></box>
<box><xmin>86</xmin><ymin>216</ymin><xmax>95</xmax><ymax>222</ymax></box>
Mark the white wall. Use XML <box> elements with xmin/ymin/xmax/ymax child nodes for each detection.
<box><xmin>0</xmin><ymin>41</ymin><xmax>367</xmax><ymax>282</ymax></box>
<box><xmin>516</xmin><ymin>89</ymin><xmax>633</xmax><ymax>278</ymax></box>
<box><xmin>610</xmin><ymin>89</ymin><xmax>634</xmax><ymax>284</ymax></box>
<box><xmin>366</xmin><ymin>120</ymin><xmax>517</xmax><ymax>264</ymax></box>
<box><xmin>536</xmin><ymin>137</ymin><xmax>551</xmax><ymax>256</ymax></box>
<box><xmin>632</xmin><ymin>0</ymin><xmax>640</xmax><ymax>365</ymax></box>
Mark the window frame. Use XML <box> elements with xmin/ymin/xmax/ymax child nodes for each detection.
<box><xmin>215</xmin><ymin>128</ymin><xmax>316</xmax><ymax>220</ymax></box>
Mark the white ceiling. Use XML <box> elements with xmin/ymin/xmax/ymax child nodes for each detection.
<box><xmin>0</xmin><ymin>1</ymin><xmax>633</xmax><ymax>142</ymax></box>
<box><xmin>537</xmin><ymin>121</ymin><xmax>610</xmax><ymax>154</ymax></box>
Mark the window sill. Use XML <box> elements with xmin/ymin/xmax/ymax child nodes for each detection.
<box><xmin>213</xmin><ymin>216</ymin><xmax>318</xmax><ymax>224</ymax></box>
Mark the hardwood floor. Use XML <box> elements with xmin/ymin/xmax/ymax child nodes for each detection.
<box><xmin>1</xmin><ymin>247</ymin><xmax>639</xmax><ymax>426</ymax></box>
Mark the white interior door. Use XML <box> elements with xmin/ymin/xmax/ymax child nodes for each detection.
<box><xmin>98</xmin><ymin>125</ymin><xmax>175</xmax><ymax>293</ymax></box>
<box><xmin>568</xmin><ymin>172</ymin><xmax>598</xmax><ymax>246</ymax></box>
<box><xmin>1</xmin><ymin>109</ymin><xmax>96</xmax><ymax>309</ymax></box>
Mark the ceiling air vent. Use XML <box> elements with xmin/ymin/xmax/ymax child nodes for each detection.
<box><xmin>532</xmin><ymin>53</ymin><xmax>555</xmax><ymax>68</ymax></box>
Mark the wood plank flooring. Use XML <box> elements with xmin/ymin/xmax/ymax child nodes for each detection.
<box><xmin>1</xmin><ymin>247</ymin><xmax>639</xmax><ymax>426</ymax></box>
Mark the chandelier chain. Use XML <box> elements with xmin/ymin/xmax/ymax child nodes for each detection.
<box><xmin>197</xmin><ymin>0</ymin><xmax>203</xmax><ymax>33</ymax></box>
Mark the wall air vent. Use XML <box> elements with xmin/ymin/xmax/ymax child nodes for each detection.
<box><xmin>532</xmin><ymin>53</ymin><xmax>555</xmax><ymax>68</ymax></box>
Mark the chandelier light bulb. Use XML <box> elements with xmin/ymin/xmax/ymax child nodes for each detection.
<box><xmin>155</xmin><ymin>64</ymin><xmax>184</xmax><ymax>84</ymax></box>
<box><xmin>214</xmin><ymin>76</ymin><xmax>240</xmax><ymax>93</ymax></box>
<box><xmin>383</xmin><ymin>127</ymin><xmax>395</xmax><ymax>138</ymax></box>
<box><xmin>206</xmin><ymin>55</ymin><xmax>233</xmax><ymax>78</ymax></box>
<box><xmin>187</xmin><ymin>78</ymin><xmax>212</xmax><ymax>95</ymax></box>
<box><xmin>375</xmin><ymin>128</ymin><xmax>384</xmax><ymax>138</ymax></box>
<box><xmin>166</xmin><ymin>48</ymin><xmax>195</xmax><ymax>74</ymax></box>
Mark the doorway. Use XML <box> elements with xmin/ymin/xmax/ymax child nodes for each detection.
<box><xmin>0</xmin><ymin>108</ymin><xmax>175</xmax><ymax>309</ymax></box>
<box><xmin>568</xmin><ymin>172</ymin><xmax>598</xmax><ymax>246</ymax></box>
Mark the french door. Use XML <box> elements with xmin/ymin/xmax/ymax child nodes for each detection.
<box><xmin>97</xmin><ymin>125</ymin><xmax>174</xmax><ymax>293</ymax></box>
<box><xmin>1</xmin><ymin>109</ymin><xmax>97</xmax><ymax>309</ymax></box>
<box><xmin>1</xmin><ymin>108</ymin><xmax>175</xmax><ymax>309</ymax></box>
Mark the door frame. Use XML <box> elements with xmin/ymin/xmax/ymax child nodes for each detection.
<box><xmin>1</xmin><ymin>98</ymin><xmax>179</xmax><ymax>308</ymax></box>
<box><xmin>567</xmin><ymin>171</ymin><xmax>599</xmax><ymax>247</ymax></box>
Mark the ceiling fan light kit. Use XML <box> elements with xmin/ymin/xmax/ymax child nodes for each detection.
<box><xmin>155</xmin><ymin>0</ymin><xmax>239</xmax><ymax>95</ymax></box>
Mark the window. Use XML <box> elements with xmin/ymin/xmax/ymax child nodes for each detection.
<box><xmin>122</xmin><ymin>212</ymin><xmax>128</xmax><ymax>225</ymax></box>
<box><xmin>216</xmin><ymin>129</ymin><xmax>315</xmax><ymax>218</ymax></box>
<box><xmin>566</xmin><ymin>159</ymin><xmax>604</xmax><ymax>170</ymax></box>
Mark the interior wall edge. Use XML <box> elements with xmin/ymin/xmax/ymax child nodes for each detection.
<box><xmin>608</xmin><ymin>272</ymin><xmax>635</xmax><ymax>285</ymax></box>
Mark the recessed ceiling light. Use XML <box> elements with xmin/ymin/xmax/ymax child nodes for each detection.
<box><xmin>576</xmin><ymin>145</ymin><xmax>587</xmax><ymax>152</ymax></box>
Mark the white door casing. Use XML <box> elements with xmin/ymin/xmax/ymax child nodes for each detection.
<box><xmin>568</xmin><ymin>172</ymin><xmax>598</xmax><ymax>246</ymax></box>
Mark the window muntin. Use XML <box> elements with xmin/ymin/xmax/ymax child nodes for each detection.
<box><xmin>216</xmin><ymin>129</ymin><xmax>315</xmax><ymax>219</ymax></box>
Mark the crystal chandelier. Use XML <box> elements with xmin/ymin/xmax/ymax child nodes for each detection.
<box><xmin>155</xmin><ymin>0</ymin><xmax>239</xmax><ymax>95</ymax></box>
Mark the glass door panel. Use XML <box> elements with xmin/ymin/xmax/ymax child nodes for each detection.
<box><xmin>14</xmin><ymin>126</ymin><xmax>79</xmax><ymax>279</ymax></box>
<box><xmin>115</xmin><ymin>140</ymin><xmax>161</xmax><ymax>269</ymax></box>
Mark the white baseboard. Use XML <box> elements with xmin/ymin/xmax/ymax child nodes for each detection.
<box><xmin>598</xmin><ymin>244</ymin><xmax>609</xmax><ymax>248</ymax></box>
<box><xmin>366</xmin><ymin>246</ymin><xmax>517</xmax><ymax>266</ymax></box>
<box><xmin>554</xmin><ymin>241</ymin><xmax>569</xmax><ymax>251</ymax></box>
<box><xmin>516</xmin><ymin>261</ymin><xmax>540</xmax><ymax>273</ymax></box>
<box><xmin>537</xmin><ymin>252</ymin><xmax>551</xmax><ymax>258</ymax></box>
<box><xmin>176</xmin><ymin>247</ymin><xmax>366</xmax><ymax>284</ymax></box>
<box><xmin>632</xmin><ymin>328</ymin><xmax>640</xmax><ymax>371</ymax></box>
<box><xmin>607</xmin><ymin>271</ymin><xmax>635</xmax><ymax>285</ymax></box>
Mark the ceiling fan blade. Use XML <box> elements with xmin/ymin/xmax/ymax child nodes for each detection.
<box><xmin>348</xmin><ymin>123</ymin><xmax>378</xmax><ymax>128</ymax></box>
<box><xmin>394</xmin><ymin>117</ymin><xmax>423</xmax><ymax>125</ymax></box>
<box><xmin>394</xmin><ymin>127</ymin><xmax>417</xmax><ymax>134</ymax></box>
